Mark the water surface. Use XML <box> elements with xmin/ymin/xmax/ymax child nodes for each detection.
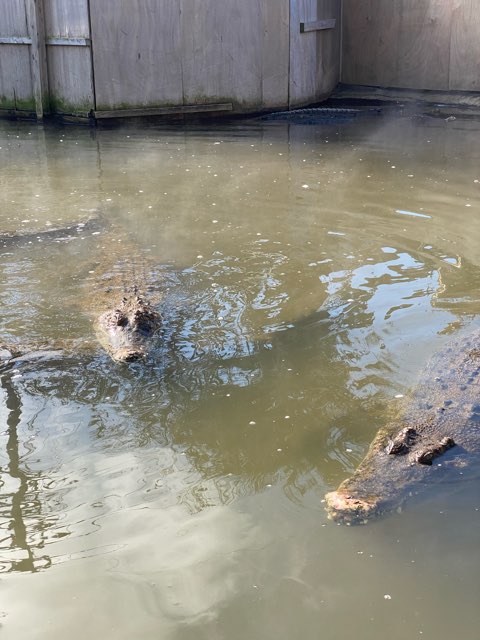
<box><xmin>0</xmin><ymin>112</ymin><xmax>479</xmax><ymax>639</ymax></box>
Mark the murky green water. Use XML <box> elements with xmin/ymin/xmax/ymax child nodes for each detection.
<box><xmin>0</xmin><ymin>112</ymin><xmax>479</xmax><ymax>639</ymax></box>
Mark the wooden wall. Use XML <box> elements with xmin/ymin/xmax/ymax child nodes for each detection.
<box><xmin>0</xmin><ymin>0</ymin><xmax>341</xmax><ymax>118</ymax></box>
<box><xmin>342</xmin><ymin>0</ymin><xmax>480</xmax><ymax>91</ymax></box>
<box><xmin>43</xmin><ymin>0</ymin><xmax>94</xmax><ymax>114</ymax></box>
<box><xmin>0</xmin><ymin>0</ymin><xmax>35</xmax><ymax>111</ymax></box>
<box><xmin>0</xmin><ymin>0</ymin><xmax>94</xmax><ymax>116</ymax></box>
<box><xmin>1</xmin><ymin>0</ymin><xmax>480</xmax><ymax>118</ymax></box>
<box><xmin>289</xmin><ymin>0</ymin><xmax>341</xmax><ymax>107</ymax></box>
<box><xmin>89</xmin><ymin>0</ymin><xmax>293</xmax><ymax>113</ymax></box>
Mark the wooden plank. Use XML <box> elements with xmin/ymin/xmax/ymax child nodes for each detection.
<box><xmin>180</xmin><ymin>0</ymin><xmax>290</xmax><ymax>110</ymax></box>
<box><xmin>290</xmin><ymin>0</ymin><xmax>317</xmax><ymax>106</ymax></box>
<box><xmin>90</xmin><ymin>0</ymin><xmax>290</xmax><ymax>113</ymax></box>
<box><xmin>46</xmin><ymin>36</ymin><xmax>91</xmax><ymax>46</ymax></box>
<box><xmin>261</xmin><ymin>0</ymin><xmax>290</xmax><ymax>108</ymax></box>
<box><xmin>300</xmin><ymin>18</ymin><xmax>336</xmax><ymax>33</ymax></box>
<box><xmin>341</xmin><ymin>0</ymin><xmax>401</xmax><ymax>87</ymax></box>
<box><xmin>46</xmin><ymin>46</ymin><xmax>94</xmax><ymax>115</ymax></box>
<box><xmin>290</xmin><ymin>0</ymin><xmax>342</xmax><ymax>108</ymax></box>
<box><xmin>94</xmin><ymin>102</ymin><xmax>233</xmax><ymax>119</ymax></box>
<box><xmin>450</xmin><ymin>1</ymin><xmax>480</xmax><ymax>91</ymax></box>
<box><xmin>342</xmin><ymin>0</ymin><xmax>453</xmax><ymax>91</ymax></box>
<box><xmin>395</xmin><ymin>0</ymin><xmax>451</xmax><ymax>90</ymax></box>
<box><xmin>0</xmin><ymin>0</ymin><xmax>29</xmax><ymax>35</ymax></box>
<box><xmin>315</xmin><ymin>0</ymin><xmax>342</xmax><ymax>99</ymax></box>
<box><xmin>43</xmin><ymin>0</ymin><xmax>90</xmax><ymax>37</ymax></box>
<box><xmin>180</xmin><ymin>0</ymin><xmax>263</xmax><ymax>108</ymax></box>
<box><xmin>0</xmin><ymin>44</ymin><xmax>35</xmax><ymax>111</ymax></box>
<box><xmin>43</xmin><ymin>0</ymin><xmax>94</xmax><ymax>115</ymax></box>
<box><xmin>25</xmin><ymin>0</ymin><xmax>49</xmax><ymax>118</ymax></box>
<box><xmin>90</xmin><ymin>0</ymin><xmax>183</xmax><ymax>110</ymax></box>
<box><xmin>0</xmin><ymin>36</ymin><xmax>32</xmax><ymax>44</ymax></box>
<box><xmin>0</xmin><ymin>0</ymin><xmax>35</xmax><ymax>111</ymax></box>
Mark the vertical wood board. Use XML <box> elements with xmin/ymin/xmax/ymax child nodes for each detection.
<box><xmin>0</xmin><ymin>45</ymin><xmax>33</xmax><ymax>106</ymax></box>
<box><xmin>90</xmin><ymin>0</ymin><xmax>183</xmax><ymax>110</ymax></box>
<box><xmin>0</xmin><ymin>0</ymin><xmax>32</xmax><ymax>109</ymax></box>
<box><xmin>43</xmin><ymin>0</ymin><xmax>94</xmax><ymax>114</ymax></box>
<box><xmin>341</xmin><ymin>0</ymin><xmax>480</xmax><ymax>92</ymax></box>
<box><xmin>43</xmin><ymin>0</ymin><xmax>90</xmax><ymax>37</ymax></box>
<box><xmin>261</xmin><ymin>0</ymin><xmax>290</xmax><ymax>107</ymax></box>
<box><xmin>341</xmin><ymin>0</ymin><xmax>401</xmax><ymax>87</ymax></box>
<box><xmin>290</xmin><ymin>0</ymin><xmax>341</xmax><ymax>107</ymax></box>
<box><xmin>90</xmin><ymin>0</ymin><xmax>291</xmax><ymax>112</ymax></box>
<box><xmin>450</xmin><ymin>2</ymin><xmax>480</xmax><ymax>91</ymax></box>
<box><xmin>315</xmin><ymin>0</ymin><xmax>342</xmax><ymax>96</ymax></box>
<box><xmin>25</xmin><ymin>0</ymin><xmax>49</xmax><ymax>117</ymax></box>
<box><xmin>0</xmin><ymin>0</ymin><xmax>29</xmax><ymax>35</ymax></box>
<box><xmin>290</xmin><ymin>0</ymin><xmax>318</xmax><ymax>105</ymax></box>
<box><xmin>395</xmin><ymin>0</ymin><xmax>451</xmax><ymax>90</ymax></box>
<box><xmin>46</xmin><ymin>47</ymin><xmax>94</xmax><ymax>113</ymax></box>
<box><xmin>180</xmin><ymin>0</ymin><xmax>263</xmax><ymax>106</ymax></box>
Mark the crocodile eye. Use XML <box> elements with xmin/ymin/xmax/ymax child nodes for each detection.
<box><xmin>137</xmin><ymin>320</ymin><xmax>151</xmax><ymax>332</ymax></box>
<box><xmin>116</xmin><ymin>314</ymin><xmax>128</xmax><ymax>327</ymax></box>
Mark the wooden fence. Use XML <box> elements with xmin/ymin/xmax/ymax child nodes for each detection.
<box><xmin>342</xmin><ymin>0</ymin><xmax>480</xmax><ymax>92</ymax></box>
<box><xmin>2</xmin><ymin>0</ymin><xmax>478</xmax><ymax>120</ymax></box>
<box><xmin>0</xmin><ymin>0</ymin><xmax>94</xmax><ymax>117</ymax></box>
<box><xmin>0</xmin><ymin>0</ymin><xmax>341</xmax><ymax>119</ymax></box>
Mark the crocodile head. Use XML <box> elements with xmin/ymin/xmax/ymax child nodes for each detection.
<box><xmin>96</xmin><ymin>294</ymin><xmax>161</xmax><ymax>362</ymax></box>
<box><xmin>324</xmin><ymin>425</ymin><xmax>460</xmax><ymax>525</ymax></box>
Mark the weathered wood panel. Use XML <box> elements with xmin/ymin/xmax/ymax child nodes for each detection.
<box><xmin>44</xmin><ymin>0</ymin><xmax>90</xmax><ymax>36</ymax></box>
<box><xmin>0</xmin><ymin>0</ymin><xmax>33</xmax><ymax>110</ymax></box>
<box><xmin>25</xmin><ymin>0</ymin><xmax>49</xmax><ymax>117</ymax></box>
<box><xmin>450</xmin><ymin>2</ymin><xmax>480</xmax><ymax>91</ymax></box>
<box><xmin>180</xmin><ymin>0</ymin><xmax>262</xmax><ymax>106</ymax></box>
<box><xmin>393</xmin><ymin>0</ymin><xmax>451</xmax><ymax>90</ymax></box>
<box><xmin>315</xmin><ymin>0</ymin><xmax>342</xmax><ymax>99</ymax></box>
<box><xmin>0</xmin><ymin>0</ymin><xmax>28</xmax><ymax>34</ymax></box>
<box><xmin>0</xmin><ymin>45</ymin><xmax>33</xmax><ymax>110</ymax></box>
<box><xmin>179</xmin><ymin>0</ymin><xmax>290</xmax><ymax>109</ymax></box>
<box><xmin>289</xmin><ymin>0</ymin><xmax>341</xmax><ymax>107</ymax></box>
<box><xmin>261</xmin><ymin>0</ymin><xmax>290</xmax><ymax>107</ymax></box>
<box><xmin>342</xmin><ymin>0</ymin><xmax>480</xmax><ymax>92</ymax></box>
<box><xmin>290</xmin><ymin>0</ymin><xmax>318</xmax><ymax>105</ymax></box>
<box><xmin>91</xmin><ymin>0</ymin><xmax>291</xmax><ymax>113</ymax></box>
<box><xmin>0</xmin><ymin>0</ymin><xmax>94</xmax><ymax>116</ymax></box>
<box><xmin>90</xmin><ymin>0</ymin><xmax>184</xmax><ymax>110</ymax></box>
<box><xmin>343</xmin><ymin>1</ymin><xmax>400</xmax><ymax>88</ymax></box>
<box><xmin>46</xmin><ymin>46</ymin><xmax>94</xmax><ymax>115</ymax></box>
<box><xmin>43</xmin><ymin>0</ymin><xmax>94</xmax><ymax>115</ymax></box>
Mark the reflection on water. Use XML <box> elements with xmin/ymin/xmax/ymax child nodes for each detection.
<box><xmin>0</xmin><ymin>113</ymin><xmax>479</xmax><ymax>639</ymax></box>
<box><xmin>0</xmin><ymin>373</ymin><xmax>52</xmax><ymax>572</ymax></box>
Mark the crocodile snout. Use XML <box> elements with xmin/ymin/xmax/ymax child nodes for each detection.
<box><xmin>324</xmin><ymin>490</ymin><xmax>380</xmax><ymax>525</ymax></box>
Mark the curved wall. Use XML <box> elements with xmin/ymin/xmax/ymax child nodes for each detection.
<box><xmin>0</xmin><ymin>0</ymin><xmax>342</xmax><ymax>119</ymax></box>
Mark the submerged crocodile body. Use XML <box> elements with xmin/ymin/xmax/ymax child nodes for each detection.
<box><xmin>0</xmin><ymin>216</ymin><xmax>162</xmax><ymax>363</ymax></box>
<box><xmin>0</xmin><ymin>216</ymin><xmax>103</xmax><ymax>249</ymax></box>
<box><xmin>325</xmin><ymin>328</ymin><xmax>480</xmax><ymax>524</ymax></box>
<box><xmin>95</xmin><ymin>291</ymin><xmax>162</xmax><ymax>362</ymax></box>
